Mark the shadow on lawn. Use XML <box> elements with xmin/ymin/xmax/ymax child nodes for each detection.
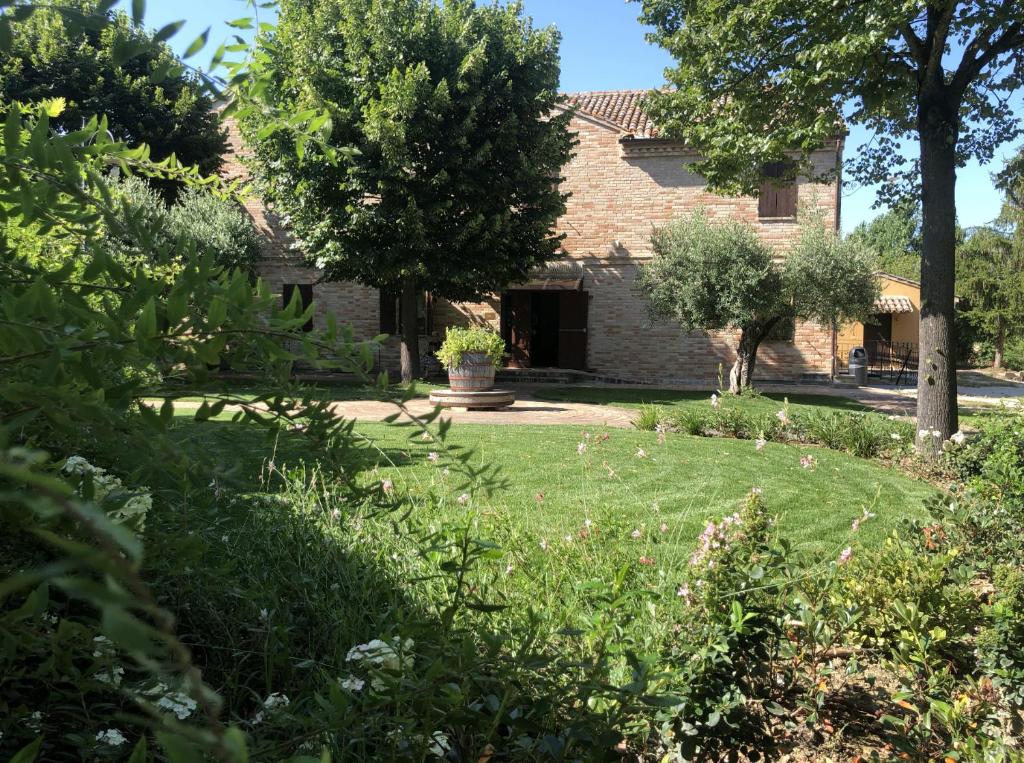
<box><xmin>149</xmin><ymin>420</ymin><xmax>622</xmax><ymax>760</ymax></box>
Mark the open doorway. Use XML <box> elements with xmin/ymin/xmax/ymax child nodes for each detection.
<box><xmin>501</xmin><ymin>290</ymin><xmax>588</xmax><ymax>370</ymax></box>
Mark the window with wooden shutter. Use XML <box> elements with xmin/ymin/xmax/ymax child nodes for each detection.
<box><xmin>758</xmin><ymin>161</ymin><xmax>798</xmax><ymax>218</ymax></box>
<box><xmin>282</xmin><ymin>283</ymin><xmax>314</xmax><ymax>332</ymax></box>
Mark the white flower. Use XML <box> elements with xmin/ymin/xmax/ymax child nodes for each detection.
<box><xmin>155</xmin><ymin>691</ymin><xmax>197</xmax><ymax>720</ymax></box>
<box><xmin>263</xmin><ymin>692</ymin><xmax>290</xmax><ymax>711</ymax></box>
<box><xmin>631</xmin><ymin>528</ymin><xmax>642</xmax><ymax>539</ymax></box>
<box><xmin>457</xmin><ymin>493</ymin><xmax>470</xmax><ymax>505</ymax></box>
<box><xmin>660</xmin><ymin>522</ymin><xmax>669</xmax><ymax>533</ymax></box>
<box><xmin>345</xmin><ymin>638</ymin><xmax>414</xmax><ymax>673</ymax></box>
<box><xmin>92</xmin><ymin>635</ymin><xmax>113</xmax><ymax>657</ymax></box>
<box><xmin>755</xmin><ymin>438</ymin><xmax>766</xmax><ymax>451</ymax></box>
<box><xmin>259</xmin><ymin>608</ymin><xmax>269</xmax><ymax>621</ymax></box>
<box><xmin>584</xmin><ymin>518</ymin><xmax>593</xmax><ymax>529</ymax></box>
<box><xmin>635</xmin><ymin>447</ymin><xmax>647</xmax><ymax>458</ymax></box>
<box><xmin>95</xmin><ymin>665</ymin><xmax>125</xmax><ymax>686</ymax></box>
<box><xmin>577</xmin><ymin>441</ymin><xmax>587</xmax><ymax>455</ymax></box>
<box><xmin>427</xmin><ymin>451</ymin><xmax>439</xmax><ymax>462</ymax></box>
<box><xmin>950</xmin><ymin>431</ymin><xmax>966</xmax><ymax>446</ymax></box>
<box><xmin>539</xmin><ymin>538</ymin><xmax>549</xmax><ymax>552</ymax></box>
<box><xmin>776</xmin><ymin>409</ymin><xmax>789</xmax><ymax>425</ymax></box>
<box><xmin>96</xmin><ymin>728</ymin><xmax>127</xmax><ymax>747</ymax></box>
<box><xmin>428</xmin><ymin>731</ymin><xmax>451</xmax><ymax>758</ymax></box>
<box><xmin>27</xmin><ymin>710</ymin><xmax>42</xmax><ymax>732</ymax></box>
<box><xmin>563</xmin><ymin>534</ymin><xmax>573</xmax><ymax>543</ymax></box>
<box><xmin>340</xmin><ymin>676</ymin><xmax>365</xmax><ymax>692</ymax></box>
<box><xmin>710</xmin><ymin>394</ymin><xmax>720</xmax><ymax>409</ymax></box>
<box><xmin>890</xmin><ymin>432</ymin><xmax>902</xmax><ymax>441</ymax></box>
<box><xmin>380</xmin><ymin>479</ymin><xmax>394</xmax><ymax>494</ymax></box>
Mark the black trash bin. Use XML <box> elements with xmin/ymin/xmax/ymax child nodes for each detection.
<box><xmin>848</xmin><ymin>346</ymin><xmax>868</xmax><ymax>386</ymax></box>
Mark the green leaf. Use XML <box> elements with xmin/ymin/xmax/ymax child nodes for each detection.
<box><xmin>127</xmin><ymin>737</ymin><xmax>148</xmax><ymax>763</ymax></box>
<box><xmin>154</xmin><ymin>20</ymin><xmax>186</xmax><ymax>43</ymax></box>
<box><xmin>226</xmin><ymin>18</ymin><xmax>254</xmax><ymax>29</ymax></box>
<box><xmin>135</xmin><ymin>298</ymin><xmax>157</xmax><ymax>341</ymax></box>
<box><xmin>222</xmin><ymin>727</ymin><xmax>249</xmax><ymax>763</ymax></box>
<box><xmin>156</xmin><ymin>731</ymin><xmax>203</xmax><ymax>763</ymax></box>
<box><xmin>183</xmin><ymin>28</ymin><xmax>210</xmax><ymax>59</ymax></box>
<box><xmin>102</xmin><ymin>606</ymin><xmax>160</xmax><ymax>655</ymax></box>
<box><xmin>5</xmin><ymin>104</ymin><xmax>21</xmax><ymax>151</ymax></box>
<box><xmin>9</xmin><ymin>737</ymin><xmax>43</xmax><ymax>763</ymax></box>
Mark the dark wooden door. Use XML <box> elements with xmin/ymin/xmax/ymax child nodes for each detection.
<box><xmin>558</xmin><ymin>291</ymin><xmax>588</xmax><ymax>370</ymax></box>
<box><xmin>502</xmin><ymin>291</ymin><xmax>532</xmax><ymax>368</ymax></box>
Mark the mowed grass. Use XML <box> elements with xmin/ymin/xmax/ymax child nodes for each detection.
<box><xmin>531</xmin><ymin>386</ymin><xmax>874</xmax><ymax>417</ymax></box>
<box><xmin>172</xmin><ymin>416</ymin><xmax>936</xmax><ymax>573</ymax></box>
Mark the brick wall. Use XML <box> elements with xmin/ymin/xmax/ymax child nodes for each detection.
<box><xmin>224</xmin><ymin>108</ymin><xmax>842</xmax><ymax>383</ymax></box>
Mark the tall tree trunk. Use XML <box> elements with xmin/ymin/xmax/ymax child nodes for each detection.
<box><xmin>994</xmin><ymin>316</ymin><xmax>1005</xmax><ymax>370</ymax></box>
<box><xmin>728</xmin><ymin>319</ymin><xmax>778</xmax><ymax>393</ymax></box>
<box><xmin>399</xmin><ymin>274</ymin><xmax>421</xmax><ymax>383</ymax></box>
<box><xmin>916</xmin><ymin>99</ymin><xmax>960</xmax><ymax>455</ymax></box>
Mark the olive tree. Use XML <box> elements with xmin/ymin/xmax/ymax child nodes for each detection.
<box><xmin>637</xmin><ymin>211</ymin><xmax>877</xmax><ymax>392</ymax></box>
<box><xmin>636</xmin><ymin>0</ymin><xmax>1024</xmax><ymax>450</ymax></box>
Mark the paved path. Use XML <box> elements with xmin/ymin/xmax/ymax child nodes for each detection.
<box><xmin>157</xmin><ymin>380</ymin><xmax>1022</xmax><ymax>430</ymax></box>
<box><xmin>325</xmin><ymin>388</ymin><xmax>636</xmax><ymax>428</ymax></box>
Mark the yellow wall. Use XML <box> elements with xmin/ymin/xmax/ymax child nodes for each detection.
<box><xmin>837</xmin><ymin>275</ymin><xmax>920</xmax><ymax>346</ymax></box>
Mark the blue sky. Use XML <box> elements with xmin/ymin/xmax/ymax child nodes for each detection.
<box><xmin>141</xmin><ymin>0</ymin><xmax>1020</xmax><ymax>233</ymax></box>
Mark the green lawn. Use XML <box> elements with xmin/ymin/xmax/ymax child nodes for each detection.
<box><xmin>155</xmin><ymin>378</ymin><xmax>443</xmax><ymax>403</ymax></box>
<box><xmin>530</xmin><ymin>386</ymin><xmax>873</xmax><ymax>417</ymax></box>
<box><xmin>174</xmin><ymin>416</ymin><xmax>936</xmax><ymax>573</ymax></box>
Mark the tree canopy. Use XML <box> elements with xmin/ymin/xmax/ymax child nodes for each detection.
<box><xmin>241</xmin><ymin>0</ymin><xmax>575</xmax><ymax>381</ymax></box>
<box><xmin>846</xmin><ymin>204</ymin><xmax>923</xmax><ymax>281</ymax></box>
<box><xmin>635</xmin><ymin>0</ymin><xmax>1024</xmax><ymax>451</ymax></box>
<box><xmin>637</xmin><ymin>211</ymin><xmax>877</xmax><ymax>392</ymax></box>
<box><xmin>0</xmin><ymin>0</ymin><xmax>226</xmax><ymax>182</ymax></box>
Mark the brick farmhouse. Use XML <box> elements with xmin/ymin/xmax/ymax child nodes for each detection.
<box><xmin>222</xmin><ymin>90</ymin><xmax>846</xmax><ymax>384</ymax></box>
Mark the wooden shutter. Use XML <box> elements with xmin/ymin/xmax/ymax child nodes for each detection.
<box><xmin>557</xmin><ymin>291</ymin><xmax>588</xmax><ymax>370</ymax></box>
<box><xmin>758</xmin><ymin>161</ymin><xmax>798</xmax><ymax>218</ymax></box>
<box><xmin>282</xmin><ymin>283</ymin><xmax>314</xmax><ymax>332</ymax></box>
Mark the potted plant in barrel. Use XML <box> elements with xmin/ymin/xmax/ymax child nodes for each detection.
<box><xmin>436</xmin><ymin>326</ymin><xmax>506</xmax><ymax>392</ymax></box>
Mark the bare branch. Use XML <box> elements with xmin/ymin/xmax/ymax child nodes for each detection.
<box><xmin>952</xmin><ymin>19</ymin><xmax>1024</xmax><ymax>95</ymax></box>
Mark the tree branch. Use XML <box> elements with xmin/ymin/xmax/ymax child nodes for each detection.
<box><xmin>924</xmin><ymin>0</ymin><xmax>957</xmax><ymax>86</ymax></box>
<box><xmin>951</xmin><ymin>19</ymin><xmax>1024</xmax><ymax>95</ymax></box>
<box><xmin>899</xmin><ymin>23</ymin><xmax>926</xmax><ymax>67</ymax></box>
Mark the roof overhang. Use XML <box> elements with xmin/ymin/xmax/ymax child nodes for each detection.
<box><xmin>874</xmin><ymin>296</ymin><xmax>915</xmax><ymax>314</ymax></box>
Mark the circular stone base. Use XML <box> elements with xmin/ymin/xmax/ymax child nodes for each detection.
<box><xmin>429</xmin><ymin>388</ymin><xmax>515</xmax><ymax>410</ymax></box>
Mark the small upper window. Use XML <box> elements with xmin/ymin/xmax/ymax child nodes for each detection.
<box><xmin>282</xmin><ymin>283</ymin><xmax>314</xmax><ymax>332</ymax></box>
<box><xmin>758</xmin><ymin>161</ymin><xmax>798</xmax><ymax>219</ymax></box>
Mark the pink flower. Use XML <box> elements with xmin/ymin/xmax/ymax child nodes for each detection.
<box><xmin>751</xmin><ymin>486</ymin><xmax>763</xmax><ymax>495</ymax></box>
<box><xmin>638</xmin><ymin>556</ymin><xmax>655</xmax><ymax>566</ymax></box>
<box><xmin>457</xmin><ymin>493</ymin><xmax>469</xmax><ymax>505</ymax></box>
<box><xmin>776</xmin><ymin>409</ymin><xmax>789</xmax><ymax>425</ymax></box>
<box><xmin>660</xmin><ymin>522</ymin><xmax>669</xmax><ymax>533</ymax></box>
<box><xmin>800</xmin><ymin>455</ymin><xmax>816</xmax><ymax>470</ymax></box>
<box><xmin>631</xmin><ymin>528</ymin><xmax>642</xmax><ymax>539</ymax></box>
<box><xmin>838</xmin><ymin>546</ymin><xmax>852</xmax><ymax>565</ymax></box>
<box><xmin>381</xmin><ymin>479</ymin><xmax>394</xmax><ymax>494</ymax></box>
<box><xmin>676</xmin><ymin>583</ymin><xmax>691</xmax><ymax>601</ymax></box>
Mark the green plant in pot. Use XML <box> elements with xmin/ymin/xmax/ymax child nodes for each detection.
<box><xmin>436</xmin><ymin>326</ymin><xmax>506</xmax><ymax>392</ymax></box>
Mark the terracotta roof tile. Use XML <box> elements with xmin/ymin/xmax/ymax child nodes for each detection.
<box><xmin>560</xmin><ymin>90</ymin><xmax>660</xmax><ymax>139</ymax></box>
<box><xmin>874</xmin><ymin>295</ymin><xmax>915</xmax><ymax>314</ymax></box>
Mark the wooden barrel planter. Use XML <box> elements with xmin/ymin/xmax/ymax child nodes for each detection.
<box><xmin>448</xmin><ymin>353</ymin><xmax>496</xmax><ymax>392</ymax></box>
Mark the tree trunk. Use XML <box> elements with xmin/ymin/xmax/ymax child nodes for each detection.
<box><xmin>399</xmin><ymin>274</ymin><xmax>421</xmax><ymax>383</ymax></box>
<box><xmin>728</xmin><ymin>320</ymin><xmax>778</xmax><ymax>393</ymax></box>
<box><xmin>994</xmin><ymin>316</ymin><xmax>1005</xmax><ymax>370</ymax></box>
<box><xmin>916</xmin><ymin>99</ymin><xmax>960</xmax><ymax>455</ymax></box>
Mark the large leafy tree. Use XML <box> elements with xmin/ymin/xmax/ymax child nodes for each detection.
<box><xmin>0</xmin><ymin>0</ymin><xmax>226</xmax><ymax>184</ymax></box>
<box><xmin>637</xmin><ymin>211</ymin><xmax>877</xmax><ymax>392</ymax></box>
<box><xmin>636</xmin><ymin>0</ymin><xmax>1024</xmax><ymax>453</ymax></box>
<box><xmin>847</xmin><ymin>203</ymin><xmax>923</xmax><ymax>281</ymax></box>
<box><xmin>241</xmin><ymin>0</ymin><xmax>575</xmax><ymax>382</ymax></box>
<box><xmin>957</xmin><ymin>225</ymin><xmax>1024</xmax><ymax>368</ymax></box>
